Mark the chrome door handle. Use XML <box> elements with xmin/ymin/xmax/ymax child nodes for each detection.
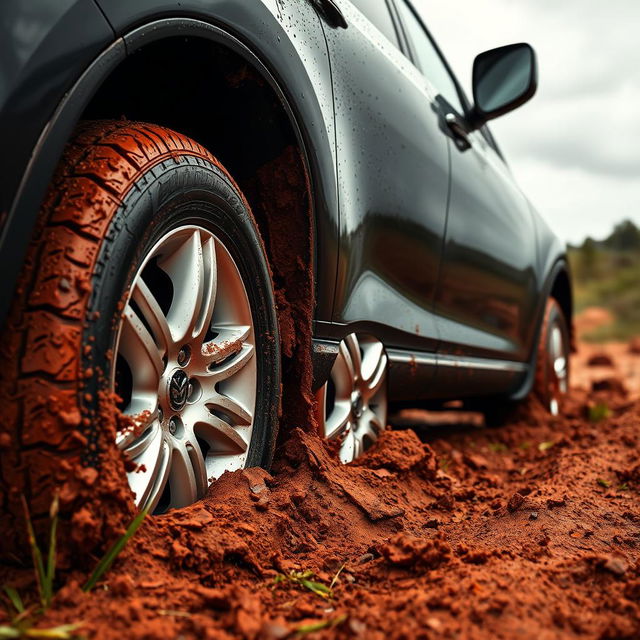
<box><xmin>312</xmin><ymin>0</ymin><xmax>348</xmax><ymax>28</ymax></box>
<box><xmin>445</xmin><ymin>113</ymin><xmax>471</xmax><ymax>150</ymax></box>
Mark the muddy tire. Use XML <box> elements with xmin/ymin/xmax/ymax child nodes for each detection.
<box><xmin>0</xmin><ymin>120</ymin><xmax>280</xmax><ymax>556</ymax></box>
<box><xmin>534</xmin><ymin>298</ymin><xmax>570</xmax><ymax>415</ymax></box>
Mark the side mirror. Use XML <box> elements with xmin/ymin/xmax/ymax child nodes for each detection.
<box><xmin>471</xmin><ymin>43</ymin><xmax>537</xmax><ymax>127</ymax></box>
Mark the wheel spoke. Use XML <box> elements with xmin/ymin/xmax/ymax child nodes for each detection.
<box><xmin>161</xmin><ymin>230</ymin><xmax>205</xmax><ymax>343</ymax></box>
<box><xmin>120</xmin><ymin>419</ymin><xmax>159</xmax><ymax>460</ymax></box>
<box><xmin>130</xmin><ymin>431</ymin><xmax>170</xmax><ymax>511</ymax></box>
<box><xmin>169</xmin><ymin>441</ymin><xmax>199</xmax><ymax>508</ymax></box>
<box><xmin>206</xmin><ymin>393</ymin><xmax>252</xmax><ymax>426</ymax></box>
<box><xmin>131</xmin><ymin>278</ymin><xmax>171</xmax><ymax>356</ymax></box>
<box><xmin>344</xmin><ymin>334</ymin><xmax>362</xmax><ymax>382</ymax></box>
<box><xmin>363</xmin><ymin>352</ymin><xmax>387</xmax><ymax>402</ymax></box>
<box><xmin>119</xmin><ymin>307</ymin><xmax>163</xmax><ymax>391</ymax></box>
<box><xmin>194</xmin><ymin>413</ymin><xmax>249</xmax><ymax>454</ymax></box>
<box><xmin>184</xmin><ymin>431</ymin><xmax>209</xmax><ymax>490</ymax></box>
<box><xmin>193</xmin><ymin>236</ymin><xmax>217</xmax><ymax>341</ymax></box>
<box><xmin>325</xmin><ymin>400</ymin><xmax>351</xmax><ymax>440</ymax></box>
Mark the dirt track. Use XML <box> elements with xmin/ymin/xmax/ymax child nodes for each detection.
<box><xmin>2</xmin><ymin>320</ymin><xmax>640</xmax><ymax>639</ymax></box>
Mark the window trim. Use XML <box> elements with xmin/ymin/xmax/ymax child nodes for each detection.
<box><xmin>390</xmin><ymin>0</ymin><xmax>471</xmax><ymax>115</ymax></box>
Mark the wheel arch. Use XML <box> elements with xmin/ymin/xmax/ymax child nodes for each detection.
<box><xmin>549</xmin><ymin>264</ymin><xmax>574</xmax><ymax>350</ymax></box>
<box><xmin>5</xmin><ymin>16</ymin><xmax>336</xmax><ymax>434</ymax></box>
<box><xmin>509</xmin><ymin>256</ymin><xmax>573</xmax><ymax>401</ymax></box>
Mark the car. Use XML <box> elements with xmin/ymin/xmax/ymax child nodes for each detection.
<box><xmin>0</xmin><ymin>0</ymin><xmax>571</xmax><ymax>523</ymax></box>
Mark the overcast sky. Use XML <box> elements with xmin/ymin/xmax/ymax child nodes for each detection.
<box><xmin>415</xmin><ymin>0</ymin><xmax>640</xmax><ymax>245</ymax></box>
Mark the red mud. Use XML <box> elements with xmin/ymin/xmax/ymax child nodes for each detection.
<box><xmin>2</xmin><ymin>340</ymin><xmax>640</xmax><ymax>638</ymax></box>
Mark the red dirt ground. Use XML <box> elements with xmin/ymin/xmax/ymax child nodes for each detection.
<box><xmin>2</xmin><ymin>314</ymin><xmax>640</xmax><ymax>639</ymax></box>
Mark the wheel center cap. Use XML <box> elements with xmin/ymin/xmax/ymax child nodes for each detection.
<box><xmin>168</xmin><ymin>369</ymin><xmax>189</xmax><ymax>411</ymax></box>
<box><xmin>352</xmin><ymin>392</ymin><xmax>364</xmax><ymax>419</ymax></box>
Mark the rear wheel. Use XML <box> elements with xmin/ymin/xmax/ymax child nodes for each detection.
<box><xmin>0</xmin><ymin>120</ymin><xmax>280</xmax><ymax>545</ymax></box>
<box><xmin>534</xmin><ymin>298</ymin><xmax>570</xmax><ymax>415</ymax></box>
<box><xmin>316</xmin><ymin>334</ymin><xmax>388</xmax><ymax>463</ymax></box>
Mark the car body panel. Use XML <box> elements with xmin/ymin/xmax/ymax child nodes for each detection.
<box><xmin>0</xmin><ymin>0</ymin><xmax>114</xmax><ymax>321</ymax></box>
<box><xmin>321</xmin><ymin>1</ymin><xmax>450</xmax><ymax>354</ymax></box>
<box><xmin>435</xmin><ymin>128</ymin><xmax>538</xmax><ymax>363</ymax></box>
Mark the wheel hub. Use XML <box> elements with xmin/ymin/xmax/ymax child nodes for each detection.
<box><xmin>168</xmin><ymin>369</ymin><xmax>189</xmax><ymax>411</ymax></box>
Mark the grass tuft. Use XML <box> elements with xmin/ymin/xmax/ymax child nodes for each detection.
<box><xmin>274</xmin><ymin>570</ymin><xmax>333</xmax><ymax>600</ymax></box>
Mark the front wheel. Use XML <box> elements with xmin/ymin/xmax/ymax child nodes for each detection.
<box><xmin>0</xmin><ymin>121</ymin><xmax>280</xmax><ymax>547</ymax></box>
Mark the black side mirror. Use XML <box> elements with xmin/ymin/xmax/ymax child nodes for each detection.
<box><xmin>471</xmin><ymin>43</ymin><xmax>537</xmax><ymax>127</ymax></box>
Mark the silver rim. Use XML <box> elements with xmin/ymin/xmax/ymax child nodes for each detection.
<box><xmin>548</xmin><ymin>321</ymin><xmax>568</xmax><ymax>416</ymax></box>
<box><xmin>317</xmin><ymin>334</ymin><xmax>388</xmax><ymax>463</ymax></box>
<box><xmin>113</xmin><ymin>225</ymin><xmax>256</xmax><ymax>513</ymax></box>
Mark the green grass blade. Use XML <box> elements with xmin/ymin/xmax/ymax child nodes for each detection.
<box><xmin>44</xmin><ymin>493</ymin><xmax>59</xmax><ymax>609</ymax></box>
<box><xmin>0</xmin><ymin>625</ymin><xmax>20</xmax><ymax>638</ymax></box>
<box><xmin>300</xmin><ymin>579</ymin><xmax>332</xmax><ymax>599</ymax></box>
<box><xmin>329</xmin><ymin>563</ymin><xmax>346</xmax><ymax>591</ymax></box>
<box><xmin>296</xmin><ymin>615</ymin><xmax>347</xmax><ymax>635</ymax></box>
<box><xmin>2</xmin><ymin>587</ymin><xmax>24</xmax><ymax>614</ymax></box>
<box><xmin>24</xmin><ymin>622</ymin><xmax>83</xmax><ymax>639</ymax></box>
<box><xmin>20</xmin><ymin>496</ymin><xmax>47</xmax><ymax>610</ymax></box>
<box><xmin>83</xmin><ymin>507</ymin><xmax>149</xmax><ymax>592</ymax></box>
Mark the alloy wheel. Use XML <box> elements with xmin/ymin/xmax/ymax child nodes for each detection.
<box><xmin>547</xmin><ymin>320</ymin><xmax>569</xmax><ymax>416</ymax></box>
<box><xmin>316</xmin><ymin>334</ymin><xmax>388</xmax><ymax>463</ymax></box>
<box><xmin>113</xmin><ymin>225</ymin><xmax>257</xmax><ymax>513</ymax></box>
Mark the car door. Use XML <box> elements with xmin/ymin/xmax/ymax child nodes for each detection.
<box><xmin>319</xmin><ymin>0</ymin><xmax>450</xmax><ymax>361</ymax></box>
<box><xmin>394</xmin><ymin>1</ymin><xmax>538</xmax><ymax>394</ymax></box>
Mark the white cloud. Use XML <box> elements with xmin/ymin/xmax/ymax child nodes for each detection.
<box><xmin>414</xmin><ymin>0</ymin><xmax>640</xmax><ymax>243</ymax></box>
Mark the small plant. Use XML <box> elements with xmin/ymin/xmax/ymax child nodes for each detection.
<box><xmin>273</xmin><ymin>570</ymin><xmax>333</xmax><ymax>600</ymax></box>
<box><xmin>439</xmin><ymin>456</ymin><xmax>450</xmax><ymax>472</ymax></box>
<box><xmin>538</xmin><ymin>441</ymin><xmax>555</xmax><ymax>452</ymax></box>
<box><xmin>487</xmin><ymin>442</ymin><xmax>508</xmax><ymax>453</ymax></box>
<box><xmin>519</xmin><ymin>441</ymin><xmax>532</xmax><ymax>451</ymax></box>
<box><xmin>21</xmin><ymin>493</ymin><xmax>59</xmax><ymax>610</ymax></box>
<box><xmin>588</xmin><ymin>402</ymin><xmax>611</xmax><ymax>423</ymax></box>
<box><xmin>596</xmin><ymin>478</ymin><xmax>611</xmax><ymax>488</ymax></box>
<box><xmin>618</xmin><ymin>483</ymin><xmax>630</xmax><ymax>492</ymax></box>
<box><xmin>6</xmin><ymin>495</ymin><xmax>149</xmax><ymax>638</ymax></box>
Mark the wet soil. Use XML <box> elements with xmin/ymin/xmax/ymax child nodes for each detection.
<box><xmin>2</xmin><ymin>314</ymin><xmax>640</xmax><ymax>639</ymax></box>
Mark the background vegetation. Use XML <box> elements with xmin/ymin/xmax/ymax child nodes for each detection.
<box><xmin>569</xmin><ymin>219</ymin><xmax>640</xmax><ymax>342</ymax></box>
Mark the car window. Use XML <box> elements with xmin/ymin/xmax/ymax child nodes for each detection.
<box><xmin>395</xmin><ymin>0</ymin><xmax>465</xmax><ymax>114</ymax></box>
<box><xmin>349</xmin><ymin>0</ymin><xmax>401</xmax><ymax>48</ymax></box>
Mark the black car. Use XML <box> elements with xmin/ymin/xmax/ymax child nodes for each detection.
<box><xmin>0</xmin><ymin>0</ymin><xmax>571</xmax><ymax>520</ymax></box>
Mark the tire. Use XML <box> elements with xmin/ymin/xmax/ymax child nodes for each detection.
<box><xmin>0</xmin><ymin>121</ymin><xmax>280</xmax><ymax>552</ymax></box>
<box><xmin>534</xmin><ymin>298</ymin><xmax>570</xmax><ymax>415</ymax></box>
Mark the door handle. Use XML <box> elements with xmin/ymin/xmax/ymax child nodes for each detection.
<box><xmin>445</xmin><ymin>113</ymin><xmax>471</xmax><ymax>150</ymax></box>
<box><xmin>313</xmin><ymin>0</ymin><xmax>348</xmax><ymax>29</ymax></box>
